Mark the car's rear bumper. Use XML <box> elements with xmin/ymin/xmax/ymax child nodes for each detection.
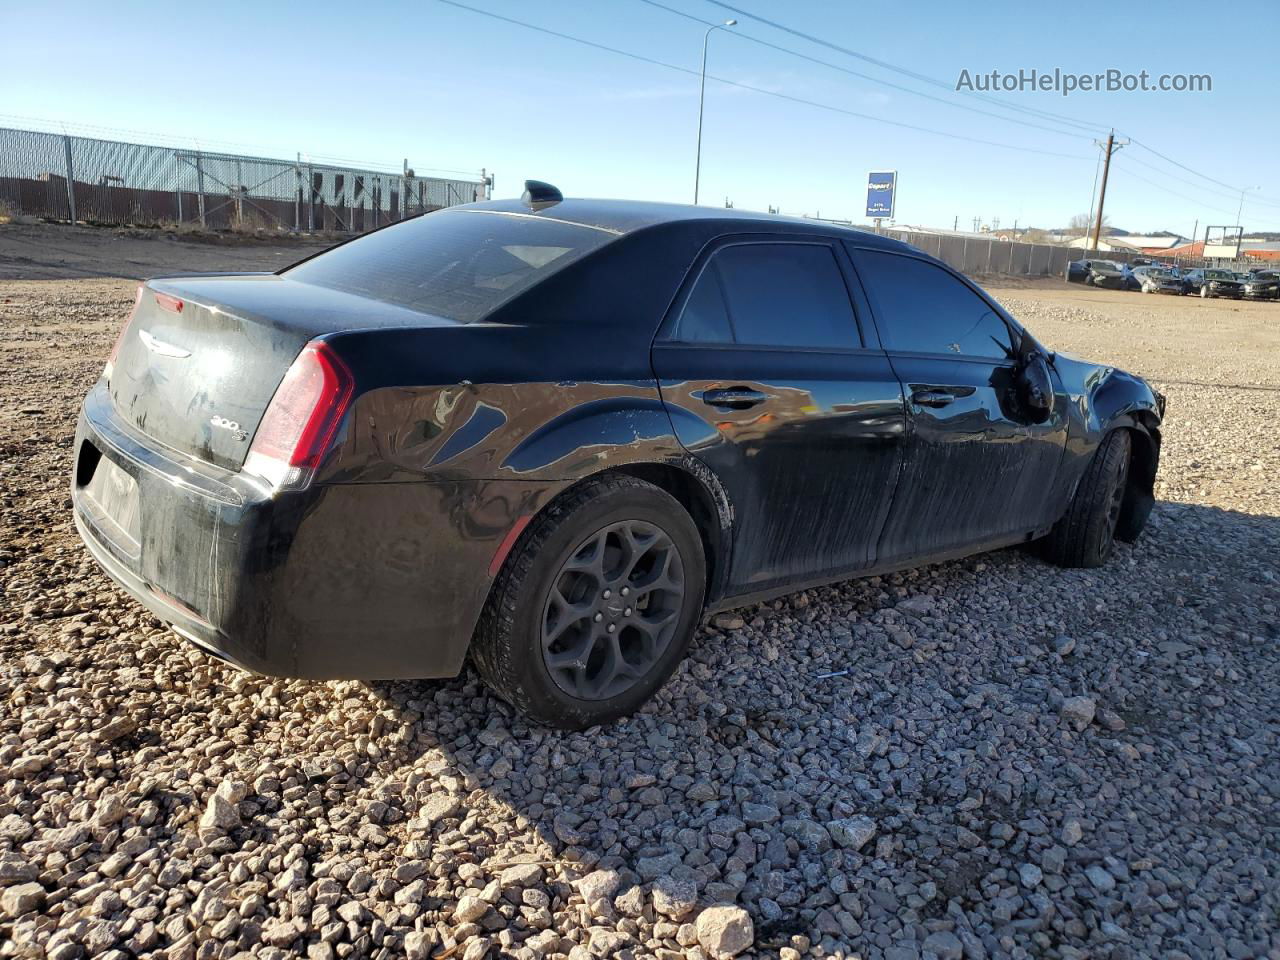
<box><xmin>73</xmin><ymin>381</ymin><xmax>551</xmax><ymax>680</ymax></box>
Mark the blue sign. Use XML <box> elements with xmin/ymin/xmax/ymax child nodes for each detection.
<box><xmin>866</xmin><ymin>170</ymin><xmax>896</xmax><ymax>218</ymax></box>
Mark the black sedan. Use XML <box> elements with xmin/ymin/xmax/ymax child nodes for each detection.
<box><xmin>1083</xmin><ymin>260</ymin><xmax>1138</xmax><ymax>290</ymax></box>
<box><xmin>1182</xmin><ymin>268</ymin><xmax>1245</xmax><ymax>299</ymax></box>
<box><xmin>1243</xmin><ymin>270</ymin><xmax>1280</xmax><ymax>300</ymax></box>
<box><xmin>73</xmin><ymin>184</ymin><xmax>1165</xmax><ymax>728</ymax></box>
<box><xmin>1138</xmin><ymin>268</ymin><xmax>1188</xmax><ymax>295</ymax></box>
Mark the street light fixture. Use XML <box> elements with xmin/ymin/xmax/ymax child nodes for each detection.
<box><xmin>694</xmin><ymin>18</ymin><xmax>736</xmax><ymax>205</ymax></box>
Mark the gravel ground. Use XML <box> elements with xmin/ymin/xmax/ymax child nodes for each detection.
<box><xmin>1</xmin><ymin>274</ymin><xmax>1278</xmax><ymax>960</ymax></box>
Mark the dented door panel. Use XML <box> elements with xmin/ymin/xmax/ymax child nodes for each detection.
<box><xmin>654</xmin><ymin>344</ymin><xmax>908</xmax><ymax>593</ymax></box>
<box><xmin>875</xmin><ymin>354</ymin><xmax>1069</xmax><ymax>562</ymax></box>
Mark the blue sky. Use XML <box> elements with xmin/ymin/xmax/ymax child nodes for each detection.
<box><xmin>4</xmin><ymin>0</ymin><xmax>1278</xmax><ymax>234</ymax></box>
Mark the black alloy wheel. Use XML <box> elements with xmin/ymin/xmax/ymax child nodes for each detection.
<box><xmin>540</xmin><ymin>520</ymin><xmax>685</xmax><ymax>701</ymax></box>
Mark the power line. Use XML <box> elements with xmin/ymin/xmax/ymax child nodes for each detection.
<box><xmin>1109</xmin><ymin>160</ymin><xmax>1265</xmax><ymax>224</ymax></box>
<box><xmin>1122</xmin><ymin>135</ymin><xmax>1280</xmax><ymax>208</ymax></box>
<box><xmin>435</xmin><ymin>0</ymin><xmax>1090</xmax><ymax>160</ymax></box>
<box><xmin>699</xmin><ymin>0</ymin><xmax>1108</xmax><ymax>136</ymax></box>
<box><xmin>1119</xmin><ymin>150</ymin><xmax>1280</xmax><ymax>211</ymax></box>
<box><xmin>665</xmin><ymin>1</ymin><xmax>1277</xmax><ymax>221</ymax></box>
<box><xmin>634</xmin><ymin>0</ymin><xmax>1093</xmax><ymax>141</ymax></box>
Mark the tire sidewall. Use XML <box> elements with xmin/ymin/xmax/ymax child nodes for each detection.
<box><xmin>504</xmin><ymin>486</ymin><xmax>706</xmax><ymax>728</ymax></box>
<box><xmin>1090</xmin><ymin>429</ymin><xmax>1131</xmax><ymax>563</ymax></box>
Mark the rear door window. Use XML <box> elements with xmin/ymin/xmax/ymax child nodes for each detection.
<box><xmin>854</xmin><ymin>250</ymin><xmax>1012</xmax><ymax>360</ymax></box>
<box><xmin>670</xmin><ymin>242</ymin><xmax>861</xmax><ymax>349</ymax></box>
<box><xmin>284</xmin><ymin>209</ymin><xmax>616</xmax><ymax>322</ymax></box>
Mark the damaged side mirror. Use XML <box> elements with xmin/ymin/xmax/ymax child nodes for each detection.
<box><xmin>1018</xmin><ymin>350</ymin><xmax>1053</xmax><ymax>424</ymax></box>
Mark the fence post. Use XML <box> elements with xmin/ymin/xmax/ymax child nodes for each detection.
<box><xmin>175</xmin><ymin>150</ymin><xmax>183</xmax><ymax>223</ymax></box>
<box><xmin>62</xmin><ymin>135</ymin><xmax>77</xmax><ymax>224</ymax></box>
<box><xmin>987</xmin><ymin>238</ymin><xmax>994</xmax><ymax>274</ymax></box>
<box><xmin>196</xmin><ymin>152</ymin><xmax>206</xmax><ymax>228</ymax></box>
<box><xmin>294</xmin><ymin>155</ymin><xmax>301</xmax><ymax>231</ymax></box>
<box><xmin>307</xmin><ymin>164</ymin><xmax>315</xmax><ymax>231</ymax></box>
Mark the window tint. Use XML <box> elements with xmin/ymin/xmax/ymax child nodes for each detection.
<box><xmin>284</xmin><ymin>210</ymin><xmax>615</xmax><ymax>323</ymax></box>
<box><xmin>856</xmin><ymin>251</ymin><xmax>1012</xmax><ymax>359</ymax></box>
<box><xmin>672</xmin><ymin>242</ymin><xmax>860</xmax><ymax>349</ymax></box>
<box><xmin>673</xmin><ymin>263</ymin><xmax>733</xmax><ymax>342</ymax></box>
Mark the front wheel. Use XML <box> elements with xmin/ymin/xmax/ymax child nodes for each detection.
<box><xmin>472</xmin><ymin>475</ymin><xmax>706</xmax><ymax>729</ymax></box>
<box><xmin>1038</xmin><ymin>430</ymin><xmax>1131</xmax><ymax>568</ymax></box>
<box><xmin>1200</xmin><ymin>286</ymin><xmax>1210</xmax><ymax>299</ymax></box>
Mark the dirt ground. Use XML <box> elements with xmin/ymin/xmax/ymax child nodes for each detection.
<box><xmin>0</xmin><ymin>222</ymin><xmax>329</xmax><ymax>281</ymax></box>
<box><xmin>1</xmin><ymin>228</ymin><xmax>1277</xmax><ymax>960</ymax></box>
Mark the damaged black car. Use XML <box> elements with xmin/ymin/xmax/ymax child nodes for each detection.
<box><xmin>73</xmin><ymin>184</ymin><xmax>1165</xmax><ymax>728</ymax></box>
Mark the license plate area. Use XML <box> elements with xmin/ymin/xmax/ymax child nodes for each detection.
<box><xmin>78</xmin><ymin>442</ymin><xmax>141</xmax><ymax>555</ymax></box>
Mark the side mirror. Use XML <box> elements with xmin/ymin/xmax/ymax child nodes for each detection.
<box><xmin>1018</xmin><ymin>350</ymin><xmax>1053</xmax><ymax>424</ymax></box>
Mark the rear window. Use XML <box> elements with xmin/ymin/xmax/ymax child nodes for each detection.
<box><xmin>283</xmin><ymin>210</ymin><xmax>616</xmax><ymax>322</ymax></box>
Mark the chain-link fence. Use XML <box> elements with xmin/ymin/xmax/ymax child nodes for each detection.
<box><xmin>883</xmin><ymin>229</ymin><xmax>1079</xmax><ymax>278</ymax></box>
<box><xmin>0</xmin><ymin>126</ymin><xmax>488</xmax><ymax>233</ymax></box>
<box><xmin>881</xmin><ymin>228</ymin><xmax>1247</xmax><ymax>277</ymax></box>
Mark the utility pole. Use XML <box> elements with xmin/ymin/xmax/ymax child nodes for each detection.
<box><xmin>953</xmin><ymin>215</ymin><xmax>958</xmax><ymax>231</ymax></box>
<box><xmin>1090</xmin><ymin>129</ymin><xmax>1128</xmax><ymax>252</ymax></box>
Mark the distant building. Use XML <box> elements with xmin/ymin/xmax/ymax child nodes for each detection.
<box><xmin>1163</xmin><ymin>240</ymin><xmax>1205</xmax><ymax>258</ymax></box>
<box><xmin>1241</xmin><ymin>240</ymin><xmax>1280</xmax><ymax>261</ymax></box>
<box><xmin>1119</xmin><ymin>235</ymin><xmax>1190</xmax><ymax>253</ymax></box>
<box><xmin>1061</xmin><ymin>235</ymin><xmax>1140</xmax><ymax>252</ymax></box>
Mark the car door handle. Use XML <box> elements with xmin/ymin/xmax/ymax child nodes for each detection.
<box><xmin>911</xmin><ymin>389</ymin><xmax>958</xmax><ymax>408</ymax></box>
<box><xmin>701</xmin><ymin>388</ymin><xmax>768</xmax><ymax>410</ymax></box>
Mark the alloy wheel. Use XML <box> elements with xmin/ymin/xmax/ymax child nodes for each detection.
<box><xmin>540</xmin><ymin>520</ymin><xmax>686</xmax><ymax>700</ymax></box>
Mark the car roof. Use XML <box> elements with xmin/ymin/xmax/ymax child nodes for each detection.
<box><xmin>454</xmin><ymin>196</ymin><xmax>914</xmax><ymax>251</ymax></box>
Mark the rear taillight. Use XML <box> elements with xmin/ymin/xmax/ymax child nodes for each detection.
<box><xmin>153</xmin><ymin>291</ymin><xmax>184</xmax><ymax>313</ymax></box>
<box><xmin>103</xmin><ymin>285</ymin><xmax>144</xmax><ymax>381</ymax></box>
<box><xmin>244</xmin><ymin>340</ymin><xmax>354</xmax><ymax>492</ymax></box>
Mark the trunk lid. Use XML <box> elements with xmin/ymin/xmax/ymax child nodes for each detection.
<box><xmin>107</xmin><ymin>274</ymin><xmax>455</xmax><ymax>470</ymax></box>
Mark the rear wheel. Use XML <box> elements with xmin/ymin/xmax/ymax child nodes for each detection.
<box><xmin>472</xmin><ymin>475</ymin><xmax>706</xmax><ymax>729</ymax></box>
<box><xmin>1039</xmin><ymin>429</ymin><xmax>1131</xmax><ymax>568</ymax></box>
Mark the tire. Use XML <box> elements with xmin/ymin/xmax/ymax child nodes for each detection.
<box><xmin>472</xmin><ymin>474</ymin><xmax>707</xmax><ymax>729</ymax></box>
<box><xmin>1039</xmin><ymin>429</ymin><xmax>1132</xmax><ymax>568</ymax></box>
<box><xmin>1200</xmin><ymin>286</ymin><xmax>1210</xmax><ymax>299</ymax></box>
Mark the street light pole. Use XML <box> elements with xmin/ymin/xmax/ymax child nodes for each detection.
<box><xmin>694</xmin><ymin>19</ymin><xmax>736</xmax><ymax>205</ymax></box>
<box><xmin>1235</xmin><ymin>185</ymin><xmax>1259</xmax><ymax>227</ymax></box>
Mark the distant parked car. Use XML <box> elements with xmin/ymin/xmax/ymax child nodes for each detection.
<box><xmin>1183</xmin><ymin>269</ymin><xmax>1244</xmax><ymax>299</ymax></box>
<box><xmin>1085</xmin><ymin>261</ymin><xmax>1126</xmax><ymax>288</ymax></box>
<box><xmin>1085</xmin><ymin>260</ymin><xmax>1137</xmax><ymax>290</ymax></box>
<box><xmin>1139</xmin><ymin>268</ymin><xmax>1187</xmax><ymax>295</ymax></box>
<box><xmin>1243</xmin><ymin>270</ymin><xmax>1280</xmax><ymax>300</ymax></box>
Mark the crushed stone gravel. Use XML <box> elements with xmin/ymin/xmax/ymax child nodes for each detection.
<box><xmin>1</xmin><ymin>276</ymin><xmax>1278</xmax><ymax>959</ymax></box>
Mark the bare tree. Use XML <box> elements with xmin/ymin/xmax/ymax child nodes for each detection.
<box><xmin>1067</xmin><ymin>212</ymin><xmax>1109</xmax><ymax>237</ymax></box>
